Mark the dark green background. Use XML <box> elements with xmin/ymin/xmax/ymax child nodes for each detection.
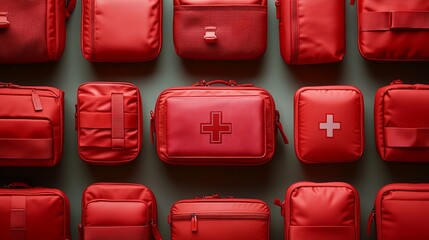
<box><xmin>1</xmin><ymin>1</ymin><xmax>429</xmax><ymax>239</ymax></box>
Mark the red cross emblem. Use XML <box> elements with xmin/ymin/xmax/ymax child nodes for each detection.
<box><xmin>200</xmin><ymin>112</ymin><xmax>232</xmax><ymax>144</ymax></box>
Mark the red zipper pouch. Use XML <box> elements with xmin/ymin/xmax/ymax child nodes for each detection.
<box><xmin>151</xmin><ymin>80</ymin><xmax>288</xmax><ymax>166</ymax></box>
<box><xmin>374</xmin><ymin>80</ymin><xmax>429</xmax><ymax>162</ymax></box>
<box><xmin>294</xmin><ymin>86</ymin><xmax>364</xmax><ymax>163</ymax></box>
<box><xmin>368</xmin><ymin>183</ymin><xmax>429</xmax><ymax>240</ymax></box>
<box><xmin>0</xmin><ymin>82</ymin><xmax>64</xmax><ymax>167</ymax></box>
<box><xmin>276</xmin><ymin>0</ymin><xmax>345</xmax><ymax>64</ymax></box>
<box><xmin>275</xmin><ymin>182</ymin><xmax>360</xmax><ymax>240</ymax></box>
<box><xmin>168</xmin><ymin>195</ymin><xmax>270</xmax><ymax>240</ymax></box>
<box><xmin>0</xmin><ymin>0</ymin><xmax>75</xmax><ymax>63</ymax></box>
<box><xmin>76</xmin><ymin>82</ymin><xmax>143</xmax><ymax>165</ymax></box>
<box><xmin>0</xmin><ymin>183</ymin><xmax>71</xmax><ymax>240</ymax></box>
<box><xmin>173</xmin><ymin>0</ymin><xmax>267</xmax><ymax>60</ymax></box>
<box><xmin>354</xmin><ymin>0</ymin><xmax>429</xmax><ymax>61</ymax></box>
<box><xmin>81</xmin><ymin>0</ymin><xmax>162</xmax><ymax>62</ymax></box>
<box><xmin>79</xmin><ymin>183</ymin><xmax>162</xmax><ymax>240</ymax></box>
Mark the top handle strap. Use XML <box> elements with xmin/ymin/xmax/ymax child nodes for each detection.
<box><xmin>192</xmin><ymin>80</ymin><xmax>253</xmax><ymax>87</ymax></box>
<box><xmin>66</xmin><ymin>0</ymin><xmax>77</xmax><ymax>19</ymax></box>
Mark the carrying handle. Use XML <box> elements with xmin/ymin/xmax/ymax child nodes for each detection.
<box><xmin>4</xmin><ymin>182</ymin><xmax>30</xmax><ymax>189</ymax></box>
<box><xmin>274</xmin><ymin>198</ymin><xmax>285</xmax><ymax>216</ymax></box>
<box><xmin>194</xmin><ymin>194</ymin><xmax>234</xmax><ymax>199</ymax></box>
<box><xmin>0</xmin><ymin>82</ymin><xmax>19</xmax><ymax>88</ymax></box>
<box><xmin>65</xmin><ymin>0</ymin><xmax>77</xmax><ymax>19</ymax></box>
<box><xmin>193</xmin><ymin>80</ymin><xmax>253</xmax><ymax>87</ymax></box>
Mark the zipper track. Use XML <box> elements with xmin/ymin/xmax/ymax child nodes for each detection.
<box><xmin>171</xmin><ymin>212</ymin><xmax>269</xmax><ymax>220</ymax></box>
<box><xmin>291</xmin><ymin>0</ymin><xmax>298</xmax><ymax>63</ymax></box>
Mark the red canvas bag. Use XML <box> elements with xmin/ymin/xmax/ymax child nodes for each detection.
<box><xmin>151</xmin><ymin>80</ymin><xmax>288</xmax><ymax>166</ymax></box>
<box><xmin>173</xmin><ymin>0</ymin><xmax>267</xmax><ymax>60</ymax></box>
<box><xmin>81</xmin><ymin>0</ymin><xmax>162</xmax><ymax>62</ymax></box>
<box><xmin>374</xmin><ymin>80</ymin><xmax>429</xmax><ymax>162</ymax></box>
<box><xmin>0</xmin><ymin>82</ymin><xmax>64</xmax><ymax>167</ymax></box>
<box><xmin>353</xmin><ymin>0</ymin><xmax>429</xmax><ymax>61</ymax></box>
<box><xmin>368</xmin><ymin>183</ymin><xmax>429</xmax><ymax>240</ymax></box>
<box><xmin>79</xmin><ymin>183</ymin><xmax>162</xmax><ymax>240</ymax></box>
<box><xmin>275</xmin><ymin>182</ymin><xmax>360</xmax><ymax>240</ymax></box>
<box><xmin>0</xmin><ymin>0</ymin><xmax>76</xmax><ymax>63</ymax></box>
<box><xmin>0</xmin><ymin>183</ymin><xmax>71</xmax><ymax>240</ymax></box>
<box><xmin>76</xmin><ymin>82</ymin><xmax>143</xmax><ymax>165</ymax></box>
<box><xmin>168</xmin><ymin>194</ymin><xmax>270</xmax><ymax>240</ymax></box>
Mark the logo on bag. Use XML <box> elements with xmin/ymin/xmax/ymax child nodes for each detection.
<box><xmin>200</xmin><ymin>112</ymin><xmax>232</xmax><ymax>144</ymax></box>
<box><xmin>319</xmin><ymin>114</ymin><xmax>341</xmax><ymax>138</ymax></box>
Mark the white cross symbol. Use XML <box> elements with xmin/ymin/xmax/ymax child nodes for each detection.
<box><xmin>319</xmin><ymin>114</ymin><xmax>341</xmax><ymax>138</ymax></box>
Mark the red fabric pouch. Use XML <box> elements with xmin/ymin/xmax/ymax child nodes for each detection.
<box><xmin>374</xmin><ymin>80</ymin><xmax>429</xmax><ymax>162</ymax></box>
<box><xmin>294</xmin><ymin>86</ymin><xmax>364</xmax><ymax>163</ymax></box>
<box><xmin>173</xmin><ymin>0</ymin><xmax>267</xmax><ymax>60</ymax></box>
<box><xmin>81</xmin><ymin>0</ymin><xmax>162</xmax><ymax>62</ymax></box>
<box><xmin>276</xmin><ymin>0</ymin><xmax>345</xmax><ymax>64</ymax></box>
<box><xmin>275</xmin><ymin>182</ymin><xmax>360</xmax><ymax>240</ymax></box>
<box><xmin>76</xmin><ymin>82</ymin><xmax>143</xmax><ymax>165</ymax></box>
<box><xmin>79</xmin><ymin>183</ymin><xmax>162</xmax><ymax>240</ymax></box>
<box><xmin>353</xmin><ymin>0</ymin><xmax>429</xmax><ymax>61</ymax></box>
<box><xmin>368</xmin><ymin>183</ymin><xmax>429</xmax><ymax>240</ymax></box>
<box><xmin>168</xmin><ymin>194</ymin><xmax>270</xmax><ymax>240</ymax></box>
<box><xmin>0</xmin><ymin>183</ymin><xmax>71</xmax><ymax>240</ymax></box>
<box><xmin>0</xmin><ymin>82</ymin><xmax>64</xmax><ymax>167</ymax></box>
<box><xmin>0</xmin><ymin>0</ymin><xmax>76</xmax><ymax>63</ymax></box>
<box><xmin>151</xmin><ymin>80</ymin><xmax>288</xmax><ymax>166</ymax></box>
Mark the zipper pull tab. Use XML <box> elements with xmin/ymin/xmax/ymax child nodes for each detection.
<box><xmin>32</xmin><ymin>90</ymin><xmax>43</xmax><ymax>112</ymax></box>
<box><xmin>390</xmin><ymin>79</ymin><xmax>403</xmax><ymax>85</ymax></box>
<box><xmin>150</xmin><ymin>111</ymin><xmax>155</xmax><ymax>144</ymax></box>
<box><xmin>274</xmin><ymin>198</ymin><xmax>285</xmax><ymax>216</ymax></box>
<box><xmin>191</xmin><ymin>214</ymin><xmax>198</xmax><ymax>232</ymax></box>
<box><xmin>367</xmin><ymin>208</ymin><xmax>375</xmax><ymax>236</ymax></box>
<box><xmin>275</xmin><ymin>110</ymin><xmax>288</xmax><ymax>144</ymax></box>
<box><xmin>151</xmin><ymin>219</ymin><xmax>163</xmax><ymax>240</ymax></box>
<box><xmin>350</xmin><ymin>0</ymin><xmax>355</xmax><ymax>6</ymax></box>
<box><xmin>275</xmin><ymin>0</ymin><xmax>281</xmax><ymax>19</ymax></box>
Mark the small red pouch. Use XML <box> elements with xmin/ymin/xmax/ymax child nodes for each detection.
<box><xmin>76</xmin><ymin>82</ymin><xmax>143</xmax><ymax>165</ymax></box>
<box><xmin>0</xmin><ymin>0</ymin><xmax>76</xmax><ymax>63</ymax></box>
<box><xmin>294</xmin><ymin>86</ymin><xmax>364</xmax><ymax>163</ymax></box>
<box><xmin>374</xmin><ymin>80</ymin><xmax>429</xmax><ymax>161</ymax></box>
<box><xmin>151</xmin><ymin>80</ymin><xmax>288</xmax><ymax>166</ymax></box>
<box><xmin>81</xmin><ymin>0</ymin><xmax>162</xmax><ymax>62</ymax></box>
<box><xmin>275</xmin><ymin>182</ymin><xmax>360</xmax><ymax>240</ymax></box>
<box><xmin>276</xmin><ymin>0</ymin><xmax>345</xmax><ymax>64</ymax></box>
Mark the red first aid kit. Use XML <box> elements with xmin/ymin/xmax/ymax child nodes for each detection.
<box><xmin>79</xmin><ymin>183</ymin><xmax>162</xmax><ymax>240</ymax></box>
<box><xmin>294</xmin><ymin>86</ymin><xmax>364</xmax><ymax>163</ymax></box>
<box><xmin>168</xmin><ymin>194</ymin><xmax>270</xmax><ymax>240</ymax></box>
<box><xmin>151</xmin><ymin>80</ymin><xmax>288</xmax><ymax>166</ymax></box>
<box><xmin>173</xmin><ymin>0</ymin><xmax>267</xmax><ymax>60</ymax></box>
<box><xmin>368</xmin><ymin>183</ymin><xmax>429</xmax><ymax>240</ymax></box>
<box><xmin>81</xmin><ymin>0</ymin><xmax>162</xmax><ymax>62</ymax></box>
<box><xmin>354</xmin><ymin>0</ymin><xmax>429</xmax><ymax>61</ymax></box>
<box><xmin>374</xmin><ymin>80</ymin><xmax>429</xmax><ymax>162</ymax></box>
<box><xmin>276</xmin><ymin>0</ymin><xmax>345</xmax><ymax>64</ymax></box>
<box><xmin>0</xmin><ymin>183</ymin><xmax>71</xmax><ymax>240</ymax></box>
<box><xmin>275</xmin><ymin>182</ymin><xmax>360</xmax><ymax>240</ymax></box>
<box><xmin>76</xmin><ymin>82</ymin><xmax>143</xmax><ymax>165</ymax></box>
<box><xmin>0</xmin><ymin>0</ymin><xmax>76</xmax><ymax>63</ymax></box>
<box><xmin>0</xmin><ymin>82</ymin><xmax>64</xmax><ymax>167</ymax></box>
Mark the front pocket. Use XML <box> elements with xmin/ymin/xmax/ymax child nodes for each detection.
<box><xmin>0</xmin><ymin>118</ymin><xmax>53</xmax><ymax>160</ymax></box>
<box><xmin>173</xmin><ymin>5</ymin><xmax>267</xmax><ymax>60</ymax></box>
<box><xmin>83</xmin><ymin>226</ymin><xmax>151</xmax><ymax>240</ymax></box>
<box><xmin>289</xmin><ymin>226</ymin><xmax>356</xmax><ymax>240</ymax></box>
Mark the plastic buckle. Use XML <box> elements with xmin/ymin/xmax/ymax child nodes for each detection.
<box><xmin>0</xmin><ymin>12</ymin><xmax>10</xmax><ymax>29</ymax></box>
<box><xmin>204</xmin><ymin>26</ymin><xmax>217</xmax><ymax>44</ymax></box>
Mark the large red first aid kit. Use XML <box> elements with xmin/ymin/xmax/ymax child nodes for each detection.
<box><xmin>168</xmin><ymin>194</ymin><xmax>270</xmax><ymax>240</ymax></box>
<box><xmin>76</xmin><ymin>82</ymin><xmax>143</xmax><ymax>165</ymax></box>
<box><xmin>368</xmin><ymin>183</ymin><xmax>429</xmax><ymax>240</ymax></box>
<box><xmin>0</xmin><ymin>0</ymin><xmax>76</xmax><ymax>63</ymax></box>
<box><xmin>275</xmin><ymin>182</ymin><xmax>360</xmax><ymax>240</ymax></box>
<box><xmin>0</xmin><ymin>82</ymin><xmax>64</xmax><ymax>167</ymax></box>
<box><xmin>0</xmin><ymin>183</ymin><xmax>71</xmax><ymax>240</ymax></box>
<box><xmin>374</xmin><ymin>80</ymin><xmax>429</xmax><ymax>162</ymax></box>
<box><xmin>173</xmin><ymin>0</ymin><xmax>267</xmax><ymax>60</ymax></box>
<box><xmin>151</xmin><ymin>80</ymin><xmax>288</xmax><ymax>166</ymax></box>
<box><xmin>79</xmin><ymin>183</ymin><xmax>162</xmax><ymax>240</ymax></box>
<box><xmin>81</xmin><ymin>0</ymin><xmax>162</xmax><ymax>62</ymax></box>
<box><xmin>294</xmin><ymin>86</ymin><xmax>364</xmax><ymax>163</ymax></box>
<box><xmin>276</xmin><ymin>0</ymin><xmax>346</xmax><ymax>64</ymax></box>
<box><xmin>354</xmin><ymin>0</ymin><xmax>429</xmax><ymax>61</ymax></box>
